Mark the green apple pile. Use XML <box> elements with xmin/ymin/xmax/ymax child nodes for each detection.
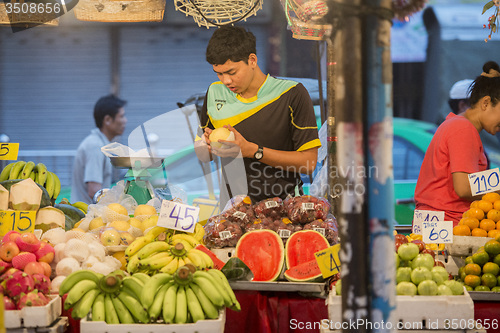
<box><xmin>458</xmin><ymin>239</ymin><xmax>500</xmax><ymax>292</ymax></box>
<box><xmin>396</xmin><ymin>242</ymin><xmax>464</xmax><ymax>296</ymax></box>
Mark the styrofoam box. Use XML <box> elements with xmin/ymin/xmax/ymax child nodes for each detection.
<box><xmin>446</xmin><ymin>235</ymin><xmax>494</xmax><ymax>256</ymax></box>
<box><xmin>80</xmin><ymin>309</ymin><xmax>226</xmax><ymax>333</ymax></box>
<box><xmin>211</xmin><ymin>247</ymin><xmax>236</xmax><ymax>263</ymax></box>
<box><xmin>5</xmin><ymin>295</ymin><xmax>62</xmax><ymax>328</ymax></box>
<box><xmin>328</xmin><ymin>288</ymin><xmax>474</xmax><ymax>330</ymax></box>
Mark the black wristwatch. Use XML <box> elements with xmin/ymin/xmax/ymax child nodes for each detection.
<box><xmin>254</xmin><ymin>146</ymin><xmax>264</xmax><ymax>160</ymax></box>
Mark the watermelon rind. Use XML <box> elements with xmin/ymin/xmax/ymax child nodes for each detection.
<box><xmin>285</xmin><ymin>230</ymin><xmax>330</xmax><ymax>269</ymax></box>
<box><xmin>284</xmin><ymin>259</ymin><xmax>324</xmax><ymax>282</ymax></box>
<box><xmin>235</xmin><ymin>229</ymin><xmax>284</xmax><ymax>282</ymax></box>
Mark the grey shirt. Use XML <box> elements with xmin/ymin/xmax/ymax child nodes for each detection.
<box><xmin>71</xmin><ymin>128</ymin><xmax>112</xmax><ymax>204</ymax></box>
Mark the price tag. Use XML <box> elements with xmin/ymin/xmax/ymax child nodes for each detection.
<box><xmin>412</xmin><ymin>209</ymin><xmax>444</xmax><ymax>235</ymax></box>
<box><xmin>468</xmin><ymin>168</ymin><xmax>500</xmax><ymax>196</ymax></box>
<box><xmin>314</xmin><ymin>244</ymin><xmax>341</xmax><ymax>278</ymax></box>
<box><xmin>422</xmin><ymin>221</ymin><xmax>453</xmax><ymax>244</ymax></box>
<box><xmin>0</xmin><ymin>143</ymin><xmax>19</xmax><ymax>160</ymax></box>
<box><xmin>0</xmin><ymin>210</ymin><xmax>36</xmax><ymax>236</ymax></box>
<box><xmin>157</xmin><ymin>200</ymin><xmax>199</xmax><ymax>233</ymax></box>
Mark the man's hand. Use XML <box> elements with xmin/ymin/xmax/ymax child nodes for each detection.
<box><xmin>210</xmin><ymin>125</ymin><xmax>255</xmax><ymax>159</ymax></box>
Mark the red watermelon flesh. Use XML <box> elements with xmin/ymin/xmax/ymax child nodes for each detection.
<box><xmin>285</xmin><ymin>230</ymin><xmax>330</xmax><ymax>269</ymax></box>
<box><xmin>235</xmin><ymin>229</ymin><xmax>284</xmax><ymax>281</ymax></box>
<box><xmin>284</xmin><ymin>258</ymin><xmax>324</xmax><ymax>282</ymax></box>
<box><xmin>195</xmin><ymin>244</ymin><xmax>226</xmax><ymax>270</ymax></box>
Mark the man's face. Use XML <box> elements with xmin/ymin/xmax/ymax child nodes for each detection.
<box><xmin>213</xmin><ymin>57</ymin><xmax>255</xmax><ymax>97</ymax></box>
<box><xmin>108</xmin><ymin>107</ymin><xmax>127</xmax><ymax>137</ymax></box>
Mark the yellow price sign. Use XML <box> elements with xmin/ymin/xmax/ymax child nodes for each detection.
<box><xmin>314</xmin><ymin>244</ymin><xmax>341</xmax><ymax>278</ymax></box>
<box><xmin>0</xmin><ymin>143</ymin><xmax>19</xmax><ymax>160</ymax></box>
<box><xmin>0</xmin><ymin>210</ymin><xmax>36</xmax><ymax>236</ymax></box>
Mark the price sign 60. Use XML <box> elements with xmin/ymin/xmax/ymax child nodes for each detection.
<box><xmin>422</xmin><ymin>221</ymin><xmax>453</xmax><ymax>244</ymax></box>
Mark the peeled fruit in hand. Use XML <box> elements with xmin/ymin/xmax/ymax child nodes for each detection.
<box><xmin>209</xmin><ymin>127</ymin><xmax>235</xmax><ymax>149</ymax></box>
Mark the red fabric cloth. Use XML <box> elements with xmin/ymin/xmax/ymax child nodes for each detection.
<box><xmin>225</xmin><ymin>290</ymin><xmax>328</xmax><ymax>333</ymax></box>
<box><xmin>474</xmin><ymin>301</ymin><xmax>500</xmax><ymax>333</ymax></box>
<box><xmin>415</xmin><ymin>113</ymin><xmax>487</xmax><ymax>225</ymax></box>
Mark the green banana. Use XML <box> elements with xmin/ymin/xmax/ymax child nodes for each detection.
<box><xmin>192</xmin><ymin>275</ymin><xmax>224</xmax><ymax>308</ymax></box>
<box><xmin>174</xmin><ymin>285</ymin><xmax>187</xmax><ymax>324</ymax></box>
<box><xmin>121</xmin><ymin>276</ymin><xmax>144</xmax><ymax>300</ymax></box>
<box><xmin>9</xmin><ymin>161</ymin><xmax>26</xmax><ymax>180</ymax></box>
<box><xmin>71</xmin><ymin>288</ymin><xmax>100</xmax><ymax>319</ymax></box>
<box><xmin>51</xmin><ymin>171</ymin><xmax>61</xmax><ymax>199</ymax></box>
<box><xmin>132</xmin><ymin>272</ymin><xmax>151</xmax><ymax>285</ymax></box>
<box><xmin>64</xmin><ymin>280</ymin><xmax>98</xmax><ymax>309</ymax></box>
<box><xmin>207</xmin><ymin>268</ymin><xmax>241</xmax><ymax>311</ymax></box>
<box><xmin>148</xmin><ymin>282</ymin><xmax>170</xmax><ymax>321</ymax></box>
<box><xmin>117</xmin><ymin>290</ymin><xmax>150</xmax><ymax>323</ymax></box>
<box><xmin>126</xmin><ymin>253</ymin><xmax>141</xmax><ymax>274</ymax></box>
<box><xmin>0</xmin><ymin>162</ymin><xmax>15</xmax><ymax>181</ymax></box>
<box><xmin>59</xmin><ymin>270</ymin><xmax>104</xmax><ymax>296</ymax></box>
<box><xmin>34</xmin><ymin>162</ymin><xmax>48</xmax><ymax>186</ymax></box>
<box><xmin>136</xmin><ymin>241</ymin><xmax>171</xmax><ymax>260</ymax></box>
<box><xmin>162</xmin><ymin>283</ymin><xmax>178</xmax><ymax>324</ymax></box>
<box><xmin>91</xmin><ymin>292</ymin><xmax>105</xmax><ymax>322</ymax></box>
<box><xmin>99</xmin><ymin>271</ymin><xmax>123</xmax><ymax>294</ymax></box>
<box><xmin>125</xmin><ymin>236</ymin><xmax>150</xmax><ymax>257</ymax></box>
<box><xmin>28</xmin><ymin>170</ymin><xmax>36</xmax><ymax>181</ymax></box>
<box><xmin>194</xmin><ymin>270</ymin><xmax>232</xmax><ymax>307</ymax></box>
<box><xmin>140</xmin><ymin>273</ymin><xmax>173</xmax><ymax>309</ymax></box>
<box><xmin>44</xmin><ymin>171</ymin><xmax>55</xmax><ymax>198</ymax></box>
<box><xmin>71</xmin><ymin>201</ymin><xmax>89</xmax><ymax>214</ymax></box>
<box><xmin>189</xmin><ymin>283</ymin><xmax>219</xmax><ymax>319</ymax></box>
<box><xmin>185</xmin><ymin>285</ymin><xmax>205</xmax><ymax>323</ymax></box>
<box><xmin>19</xmin><ymin>161</ymin><xmax>35</xmax><ymax>179</ymax></box>
<box><xmin>104</xmin><ymin>294</ymin><xmax>120</xmax><ymax>324</ymax></box>
<box><xmin>111</xmin><ymin>295</ymin><xmax>136</xmax><ymax>324</ymax></box>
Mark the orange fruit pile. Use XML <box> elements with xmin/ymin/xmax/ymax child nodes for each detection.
<box><xmin>459</xmin><ymin>238</ymin><xmax>500</xmax><ymax>292</ymax></box>
<box><xmin>454</xmin><ymin>193</ymin><xmax>500</xmax><ymax>237</ymax></box>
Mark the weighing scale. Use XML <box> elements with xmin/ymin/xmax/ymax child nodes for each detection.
<box><xmin>109</xmin><ymin>156</ymin><xmax>172</xmax><ymax>205</ymax></box>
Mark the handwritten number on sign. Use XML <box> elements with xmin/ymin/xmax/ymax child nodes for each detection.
<box><xmin>182</xmin><ymin>207</ymin><xmax>196</xmax><ymax>231</ymax></box>
<box><xmin>0</xmin><ymin>143</ymin><xmax>8</xmax><ymax>157</ymax></box>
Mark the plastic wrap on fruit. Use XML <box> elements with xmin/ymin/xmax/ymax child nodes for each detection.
<box><xmin>303</xmin><ymin>215</ymin><xmax>339</xmax><ymax>245</ymax></box>
<box><xmin>221</xmin><ymin>195</ymin><xmax>256</xmax><ymax>226</ymax></box>
<box><xmin>284</xmin><ymin>195</ymin><xmax>331</xmax><ymax>224</ymax></box>
<box><xmin>274</xmin><ymin>217</ymin><xmax>303</xmax><ymax>244</ymax></box>
<box><xmin>203</xmin><ymin>215</ymin><xmax>244</xmax><ymax>248</ymax></box>
<box><xmin>253</xmin><ymin>197</ymin><xmax>286</xmax><ymax>219</ymax></box>
<box><xmin>243</xmin><ymin>217</ymin><xmax>271</xmax><ymax>232</ymax></box>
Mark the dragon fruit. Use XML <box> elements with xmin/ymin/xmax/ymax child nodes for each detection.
<box><xmin>17</xmin><ymin>290</ymin><xmax>49</xmax><ymax>309</ymax></box>
<box><xmin>3</xmin><ymin>295</ymin><xmax>16</xmax><ymax>310</ymax></box>
<box><xmin>31</xmin><ymin>273</ymin><xmax>51</xmax><ymax>294</ymax></box>
<box><xmin>4</xmin><ymin>270</ymin><xmax>34</xmax><ymax>299</ymax></box>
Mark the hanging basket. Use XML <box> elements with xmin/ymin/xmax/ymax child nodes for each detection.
<box><xmin>282</xmin><ymin>0</ymin><xmax>331</xmax><ymax>41</ymax></box>
<box><xmin>0</xmin><ymin>0</ymin><xmax>59</xmax><ymax>26</ymax></box>
<box><xmin>174</xmin><ymin>0</ymin><xmax>263</xmax><ymax>28</ymax></box>
<box><xmin>74</xmin><ymin>0</ymin><xmax>166</xmax><ymax>22</ymax></box>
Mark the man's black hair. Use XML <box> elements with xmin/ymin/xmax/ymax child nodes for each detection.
<box><xmin>206</xmin><ymin>25</ymin><xmax>257</xmax><ymax>65</ymax></box>
<box><xmin>94</xmin><ymin>95</ymin><xmax>127</xmax><ymax>128</ymax></box>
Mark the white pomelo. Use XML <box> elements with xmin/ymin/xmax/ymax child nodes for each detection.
<box><xmin>209</xmin><ymin>127</ymin><xmax>235</xmax><ymax>149</ymax></box>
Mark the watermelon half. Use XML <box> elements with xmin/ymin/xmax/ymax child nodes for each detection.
<box><xmin>235</xmin><ymin>229</ymin><xmax>284</xmax><ymax>281</ymax></box>
<box><xmin>284</xmin><ymin>230</ymin><xmax>329</xmax><ymax>282</ymax></box>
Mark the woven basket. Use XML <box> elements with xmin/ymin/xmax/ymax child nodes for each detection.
<box><xmin>282</xmin><ymin>0</ymin><xmax>331</xmax><ymax>41</ymax></box>
<box><xmin>74</xmin><ymin>0</ymin><xmax>166</xmax><ymax>22</ymax></box>
<box><xmin>289</xmin><ymin>17</ymin><xmax>331</xmax><ymax>41</ymax></box>
<box><xmin>0</xmin><ymin>0</ymin><xmax>58</xmax><ymax>26</ymax></box>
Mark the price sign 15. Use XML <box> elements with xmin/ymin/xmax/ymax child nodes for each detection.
<box><xmin>0</xmin><ymin>210</ymin><xmax>36</xmax><ymax>236</ymax></box>
<box><xmin>468</xmin><ymin>168</ymin><xmax>500</xmax><ymax>196</ymax></box>
<box><xmin>422</xmin><ymin>221</ymin><xmax>453</xmax><ymax>244</ymax></box>
<box><xmin>412</xmin><ymin>209</ymin><xmax>444</xmax><ymax>235</ymax></box>
<box><xmin>0</xmin><ymin>143</ymin><xmax>19</xmax><ymax>160</ymax></box>
<box><xmin>314</xmin><ymin>244</ymin><xmax>341</xmax><ymax>278</ymax></box>
<box><xmin>157</xmin><ymin>200</ymin><xmax>199</xmax><ymax>234</ymax></box>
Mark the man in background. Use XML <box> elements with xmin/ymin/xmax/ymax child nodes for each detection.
<box><xmin>71</xmin><ymin>95</ymin><xmax>127</xmax><ymax>204</ymax></box>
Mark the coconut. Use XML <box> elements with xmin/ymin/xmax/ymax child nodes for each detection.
<box><xmin>9</xmin><ymin>178</ymin><xmax>43</xmax><ymax>211</ymax></box>
<box><xmin>0</xmin><ymin>184</ymin><xmax>8</xmax><ymax>210</ymax></box>
<box><xmin>35</xmin><ymin>207</ymin><xmax>66</xmax><ymax>232</ymax></box>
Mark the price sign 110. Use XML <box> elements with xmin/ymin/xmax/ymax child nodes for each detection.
<box><xmin>468</xmin><ymin>168</ymin><xmax>500</xmax><ymax>196</ymax></box>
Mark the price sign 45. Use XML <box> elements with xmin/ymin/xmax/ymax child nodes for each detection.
<box><xmin>0</xmin><ymin>210</ymin><xmax>36</xmax><ymax>236</ymax></box>
<box><xmin>158</xmin><ymin>200</ymin><xmax>200</xmax><ymax>233</ymax></box>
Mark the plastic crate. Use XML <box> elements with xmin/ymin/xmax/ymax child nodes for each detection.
<box><xmin>80</xmin><ymin>309</ymin><xmax>225</xmax><ymax>333</ymax></box>
<box><xmin>446</xmin><ymin>235</ymin><xmax>493</xmax><ymax>256</ymax></box>
<box><xmin>5</xmin><ymin>295</ymin><xmax>62</xmax><ymax>329</ymax></box>
<box><xmin>328</xmin><ymin>288</ymin><xmax>474</xmax><ymax>330</ymax></box>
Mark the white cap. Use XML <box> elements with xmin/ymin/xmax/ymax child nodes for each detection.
<box><xmin>449</xmin><ymin>79</ymin><xmax>474</xmax><ymax>100</ymax></box>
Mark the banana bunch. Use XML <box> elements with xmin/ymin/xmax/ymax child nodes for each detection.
<box><xmin>141</xmin><ymin>265</ymin><xmax>240</xmax><ymax>324</ymax></box>
<box><xmin>126</xmin><ymin>233</ymin><xmax>214</xmax><ymax>275</ymax></box>
<box><xmin>58</xmin><ymin>197</ymin><xmax>89</xmax><ymax>214</ymax></box>
<box><xmin>0</xmin><ymin>160</ymin><xmax>61</xmax><ymax>200</ymax></box>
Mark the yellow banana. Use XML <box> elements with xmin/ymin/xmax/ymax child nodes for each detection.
<box><xmin>139</xmin><ymin>252</ymin><xmax>174</xmax><ymax>270</ymax></box>
<box><xmin>0</xmin><ymin>162</ymin><xmax>15</xmax><ymax>181</ymax></box>
<box><xmin>9</xmin><ymin>160</ymin><xmax>26</xmax><ymax>180</ymax></box>
<box><xmin>171</xmin><ymin>238</ymin><xmax>193</xmax><ymax>251</ymax></box>
<box><xmin>19</xmin><ymin>161</ymin><xmax>35</xmax><ymax>179</ymax></box>
<box><xmin>160</xmin><ymin>257</ymin><xmax>179</xmax><ymax>274</ymax></box>
<box><xmin>72</xmin><ymin>201</ymin><xmax>89</xmax><ymax>214</ymax></box>
<box><xmin>34</xmin><ymin>162</ymin><xmax>48</xmax><ymax>186</ymax></box>
<box><xmin>136</xmin><ymin>241</ymin><xmax>170</xmax><ymax>260</ymax></box>
<box><xmin>186</xmin><ymin>250</ymin><xmax>206</xmax><ymax>270</ymax></box>
<box><xmin>172</xmin><ymin>233</ymin><xmax>200</xmax><ymax>248</ymax></box>
<box><xmin>189</xmin><ymin>248</ymin><xmax>213</xmax><ymax>269</ymax></box>
<box><xmin>125</xmin><ymin>236</ymin><xmax>151</xmax><ymax>257</ymax></box>
<box><xmin>145</xmin><ymin>226</ymin><xmax>169</xmax><ymax>241</ymax></box>
<box><xmin>44</xmin><ymin>171</ymin><xmax>55</xmax><ymax>198</ymax></box>
<box><xmin>126</xmin><ymin>253</ymin><xmax>141</xmax><ymax>274</ymax></box>
<box><xmin>193</xmin><ymin>223</ymin><xmax>205</xmax><ymax>242</ymax></box>
<box><xmin>51</xmin><ymin>171</ymin><xmax>61</xmax><ymax>199</ymax></box>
